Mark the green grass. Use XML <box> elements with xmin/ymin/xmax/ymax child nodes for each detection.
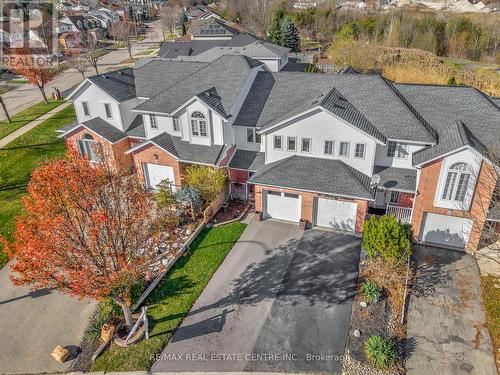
<box><xmin>0</xmin><ymin>105</ymin><xmax>76</xmax><ymax>268</ymax></box>
<box><xmin>92</xmin><ymin>221</ymin><xmax>247</xmax><ymax>371</ymax></box>
<box><xmin>0</xmin><ymin>100</ymin><xmax>64</xmax><ymax>140</ymax></box>
<box><xmin>481</xmin><ymin>275</ymin><xmax>500</xmax><ymax>372</ymax></box>
<box><xmin>8</xmin><ymin>79</ymin><xmax>28</xmax><ymax>84</ymax></box>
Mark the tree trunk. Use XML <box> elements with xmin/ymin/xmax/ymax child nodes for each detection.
<box><xmin>94</xmin><ymin>64</ymin><xmax>99</xmax><ymax>75</ymax></box>
<box><xmin>0</xmin><ymin>97</ymin><xmax>11</xmax><ymax>123</ymax></box>
<box><xmin>39</xmin><ymin>86</ymin><xmax>48</xmax><ymax>104</ymax></box>
<box><xmin>120</xmin><ymin>302</ymin><xmax>134</xmax><ymax>332</ymax></box>
<box><xmin>190</xmin><ymin>200</ymin><xmax>196</xmax><ymax>221</ymax></box>
<box><xmin>127</xmin><ymin>41</ymin><xmax>132</xmax><ymax>59</ymax></box>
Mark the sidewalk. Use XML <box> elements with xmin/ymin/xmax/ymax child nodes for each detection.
<box><xmin>0</xmin><ymin>101</ymin><xmax>72</xmax><ymax>148</ymax></box>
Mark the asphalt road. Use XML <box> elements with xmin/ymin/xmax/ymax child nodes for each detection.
<box><xmin>0</xmin><ymin>264</ymin><xmax>96</xmax><ymax>374</ymax></box>
<box><xmin>152</xmin><ymin>220</ymin><xmax>361</xmax><ymax>374</ymax></box>
<box><xmin>0</xmin><ymin>21</ymin><xmax>163</xmax><ymax>121</ymax></box>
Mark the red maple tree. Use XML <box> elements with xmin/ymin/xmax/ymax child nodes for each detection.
<box><xmin>10</xmin><ymin>66</ymin><xmax>59</xmax><ymax>103</ymax></box>
<box><xmin>3</xmin><ymin>148</ymin><xmax>172</xmax><ymax>330</ymax></box>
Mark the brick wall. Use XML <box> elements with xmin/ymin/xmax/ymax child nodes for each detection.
<box><xmin>65</xmin><ymin>127</ymin><xmax>134</xmax><ymax>171</ymax></box>
<box><xmin>254</xmin><ymin>185</ymin><xmax>369</xmax><ymax>234</ymax></box>
<box><xmin>131</xmin><ymin>143</ymin><xmax>184</xmax><ymax>188</ymax></box>
<box><xmin>411</xmin><ymin>158</ymin><xmax>497</xmax><ymax>251</ymax></box>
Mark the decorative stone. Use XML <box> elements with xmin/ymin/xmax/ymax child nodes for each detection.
<box><xmin>51</xmin><ymin>345</ymin><xmax>70</xmax><ymax>363</ymax></box>
<box><xmin>353</xmin><ymin>329</ymin><xmax>361</xmax><ymax>338</ymax></box>
<box><xmin>186</xmin><ymin>229</ymin><xmax>192</xmax><ymax>235</ymax></box>
<box><xmin>360</xmin><ymin>301</ymin><xmax>368</xmax><ymax>308</ymax></box>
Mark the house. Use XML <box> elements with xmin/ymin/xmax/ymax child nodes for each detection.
<box><xmin>57</xmin><ymin>15</ymin><xmax>107</xmax><ymax>40</ymax></box>
<box><xmin>59</xmin><ymin>55</ymin><xmax>500</xmax><ymax>253</ymax></box>
<box><xmin>158</xmin><ymin>20</ymin><xmax>290</xmax><ymax>72</ymax></box>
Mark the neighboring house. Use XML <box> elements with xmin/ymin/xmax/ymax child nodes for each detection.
<box><xmin>57</xmin><ymin>15</ymin><xmax>107</xmax><ymax>44</ymax></box>
<box><xmin>158</xmin><ymin>20</ymin><xmax>289</xmax><ymax>72</ymax></box>
<box><xmin>59</xmin><ymin>55</ymin><xmax>500</xmax><ymax>253</ymax></box>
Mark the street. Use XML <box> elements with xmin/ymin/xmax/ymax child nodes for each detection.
<box><xmin>0</xmin><ymin>21</ymin><xmax>163</xmax><ymax>121</ymax></box>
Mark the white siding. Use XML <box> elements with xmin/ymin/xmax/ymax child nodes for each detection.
<box><xmin>374</xmin><ymin>142</ymin><xmax>427</xmax><ymax>169</ymax></box>
<box><xmin>73</xmin><ymin>84</ymin><xmax>124</xmax><ymax>130</ymax></box>
<box><xmin>263</xmin><ymin>110</ymin><xmax>378</xmax><ymax>176</ymax></box>
<box><xmin>119</xmin><ymin>98</ymin><xmax>141</xmax><ymax>130</ymax></box>
<box><xmin>433</xmin><ymin>148</ymin><xmax>481</xmax><ymax>211</ymax></box>
<box><xmin>234</xmin><ymin>126</ymin><xmax>261</xmax><ymax>151</ymax></box>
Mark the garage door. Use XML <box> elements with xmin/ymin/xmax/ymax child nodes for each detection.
<box><xmin>265</xmin><ymin>190</ymin><xmax>301</xmax><ymax>222</ymax></box>
<box><xmin>315</xmin><ymin>197</ymin><xmax>357</xmax><ymax>232</ymax></box>
<box><xmin>420</xmin><ymin>213</ymin><xmax>472</xmax><ymax>250</ymax></box>
<box><xmin>144</xmin><ymin>163</ymin><xmax>176</xmax><ymax>191</ymax></box>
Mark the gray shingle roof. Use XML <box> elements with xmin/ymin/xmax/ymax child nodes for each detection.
<box><xmin>158</xmin><ymin>33</ymin><xmax>288</xmax><ymax>60</ymax></box>
<box><xmin>228</xmin><ymin>150</ymin><xmax>265</xmax><ymax>171</ymax></box>
<box><xmin>134</xmin><ymin>55</ymin><xmax>261</xmax><ymax>115</ymax></box>
<box><xmin>125</xmin><ymin>115</ymin><xmax>145</xmax><ymax>138</ymax></box>
<box><xmin>248</xmin><ymin>155</ymin><xmax>374</xmax><ymax>200</ymax></box>
<box><xmin>373</xmin><ymin>165</ymin><xmax>417</xmax><ymax>192</ymax></box>
<box><xmin>148</xmin><ymin>132</ymin><xmax>226</xmax><ymax>165</ymax></box>
<box><xmin>234</xmin><ymin>71</ymin><xmax>436</xmax><ymax>143</ymax></box>
<box><xmin>134</xmin><ymin>59</ymin><xmax>208</xmax><ymax>98</ymax></box>
<box><xmin>81</xmin><ymin>117</ymin><xmax>127</xmax><ymax>143</ymax></box>
<box><xmin>56</xmin><ymin>120</ymin><xmax>79</xmax><ymax>133</ymax></box>
<box><xmin>413</xmin><ymin>120</ymin><xmax>489</xmax><ymax>165</ymax></box>
<box><xmin>87</xmin><ymin>69</ymin><xmax>136</xmax><ymax>102</ymax></box>
<box><xmin>396</xmin><ymin>84</ymin><xmax>500</xmax><ymax>161</ymax></box>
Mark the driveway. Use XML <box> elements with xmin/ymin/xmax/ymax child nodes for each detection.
<box><xmin>152</xmin><ymin>220</ymin><xmax>361</xmax><ymax>374</ymax></box>
<box><xmin>406</xmin><ymin>246</ymin><xmax>496</xmax><ymax>375</ymax></box>
<box><xmin>0</xmin><ymin>265</ymin><xmax>96</xmax><ymax>374</ymax></box>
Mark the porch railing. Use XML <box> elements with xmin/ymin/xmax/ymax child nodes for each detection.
<box><xmin>386</xmin><ymin>204</ymin><xmax>412</xmax><ymax>224</ymax></box>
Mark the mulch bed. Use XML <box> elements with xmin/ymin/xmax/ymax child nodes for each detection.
<box><xmin>211</xmin><ymin>200</ymin><xmax>248</xmax><ymax>224</ymax></box>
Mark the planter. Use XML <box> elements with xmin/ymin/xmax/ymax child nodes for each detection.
<box><xmin>113</xmin><ymin>321</ymin><xmax>145</xmax><ymax>348</ymax></box>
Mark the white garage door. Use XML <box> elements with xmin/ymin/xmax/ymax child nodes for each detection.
<box><xmin>420</xmin><ymin>213</ymin><xmax>472</xmax><ymax>250</ymax></box>
<box><xmin>144</xmin><ymin>163</ymin><xmax>176</xmax><ymax>191</ymax></box>
<box><xmin>265</xmin><ymin>190</ymin><xmax>301</xmax><ymax>222</ymax></box>
<box><xmin>315</xmin><ymin>197</ymin><xmax>357</xmax><ymax>232</ymax></box>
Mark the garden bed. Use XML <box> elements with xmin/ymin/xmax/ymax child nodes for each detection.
<box><xmin>211</xmin><ymin>200</ymin><xmax>249</xmax><ymax>225</ymax></box>
<box><xmin>342</xmin><ymin>256</ymin><xmax>414</xmax><ymax>375</ymax></box>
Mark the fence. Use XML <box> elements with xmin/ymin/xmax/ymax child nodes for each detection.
<box><xmin>386</xmin><ymin>204</ymin><xmax>412</xmax><ymax>224</ymax></box>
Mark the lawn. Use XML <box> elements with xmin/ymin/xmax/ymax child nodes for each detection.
<box><xmin>0</xmin><ymin>105</ymin><xmax>75</xmax><ymax>268</ymax></box>
<box><xmin>92</xmin><ymin>221</ymin><xmax>247</xmax><ymax>371</ymax></box>
<box><xmin>0</xmin><ymin>100</ymin><xmax>64</xmax><ymax>140</ymax></box>
<box><xmin>481</xmin><ymin>275</ymin><xmax>500</xmax><ymax>372</ymax></box>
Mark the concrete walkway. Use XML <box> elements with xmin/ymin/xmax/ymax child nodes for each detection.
<box><xmin>406</xmin><ymin>246</ymin><xmax>496</xmax><ymax>375</ymax></box>
<box><xmin>0</xmin><ymin>263</ymin><xmax>96</xmax><ymax>374</ymax></box>
<box><xmin>0</xmin><ymin>101</ymin><xmax>72</xmax><ymax>148</ymax></box>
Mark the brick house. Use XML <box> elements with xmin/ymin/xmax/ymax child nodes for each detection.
<box><xmin>60</xmin><ymin>55</ymin><xmax>500</xmax><ymax>252</ymax></box>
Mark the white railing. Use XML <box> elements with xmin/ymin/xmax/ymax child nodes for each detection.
<box><xmin>386</xmin><ymin>204</ymin><xmax>412</xmax><ymax>224</ymax></box>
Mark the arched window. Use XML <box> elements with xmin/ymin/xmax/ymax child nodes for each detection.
<box><xmin>441</xmin><ymin>162</ymin><xmax>471</xmax><ymax>202</ymax></box>
<box><xmin>77</xmin><ymin>133</ymin><xmax>101</xmax><ymax>162</ymax></box>
<box><xmin>190</xmin><ymin>111</ymin><xmax>207</xmax><ymax>137</ymax></box>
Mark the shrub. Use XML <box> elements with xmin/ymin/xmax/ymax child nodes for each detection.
<box><xmin>361</xmin><ymin>280</ymin><xmax>381</xmax><ymax>303</ymax></box>
<box><xmin>362</xmin><ymin>215</ymin><xmax>412</xmax><ymax>262</ymax></box>
<box><xmin>177</xmin><ymin>186</ymin><xmax>203</xmax><ymax>220</ymax></box>
<box><xmin>185</xmin><ymin>165</ymin><xmax>228</xmax><ymax>202</ymax></box>
<box><xmin>364</xmin><ymin>335</ymin><xmax>397</xmax><ymax>369</ymax></box>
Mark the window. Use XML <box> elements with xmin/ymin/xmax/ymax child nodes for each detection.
<box><xmin>191</xmin><ymin>111</ymin><xmax>207</xmax><ymax>137</ymax></box>
<box><xmin>389</xmin><ymin>191</ymin><xmax>400</xmax><ymax>204</ymax></box>
<box><xmin>149</xmin><ymin>114</ymin><xmax>157</xmax><ymax>129</ymax></box>
<box><xmin>355</xmin><ymin>143</ymin><xmax>365</xmax><ymax>158</ymax></box>
<box><xmin>274</xmin><ymin>135</ymin><xmax>282</xmax><ymax>150</ymax></box>
<box><xmin>247</xmin><ymin>128</ymin><xmax>254</xmax><ymax>143</ymax></box>
<box><xmin>339</xmin><ymin>141</ymin><xmax>349</xmax><ymax>157</ymax></box>
<box><xmin>324</xmin><ymin>140</ymin><xmax>334</xmax><ymax>155</ymax></box>
<box><xmin>104</xmin><ymin>103</ymin><xmax>112</xmax><ymax>119</ymax></box>
<box><xmin>173</xmin><ymin>117</ymin><xmax>180</xmax><ymax>131</ymax></box>
<box><xmin>82</xmin><ymin>101</ymin><xmax>90</xmax><ymax>116</ymax></box>
<box><xmin>301</xmin><ymin>138</ymin><xmax>311</xmax><ymax>153</ymax></box>
<box><xmin>441</xmin><ymin>162</ymin><xmax>471</xmax><ymax>202</ymax></box>
<box><xmin>387</xmin><ymin>141</ymin><xmax>408</xmax><ymax>159</ymax></box>
<box><xmin>246</xmin><ymin>128</ymin><xmax>261</xmax><ymax>144</ymax></box>
<box><xmin>77</xmin><ymin>134</ymin><xmax>101</xmax><ymax>162</ymax></box>
<box><xmin>287</xmin><ymin>136</ymin><xmax>296</xmax><ymax>151</ymax></box>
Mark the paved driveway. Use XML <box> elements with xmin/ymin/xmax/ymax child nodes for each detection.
<box><xmin>152</xmin><ymin>220</ymin><xmax>361</xmax><ymax>374</ymax></box>
<box><xmin>406</xmin><ymin>246</ymin><xmax>496</xmax><ymax>375</ymax></box>
<box><xmin>0</xmin><ymin>264</ymin><xmax>96</xmax><ymax>374</ymax></box>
